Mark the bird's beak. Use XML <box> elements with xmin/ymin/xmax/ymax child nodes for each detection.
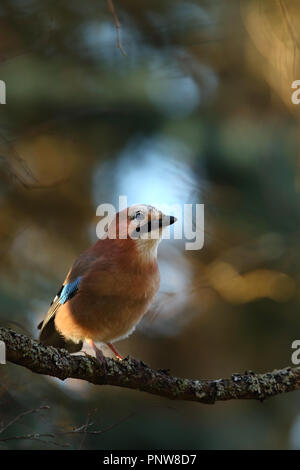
<box><xmin>159</xmin><ymin>214</ymin><xmax>177</xmax><ymax>228</ymax></box>
<box><xmin>147</xmin><ymin>214</ymin><xmax>177</xmax><ymax>232</ymax></box>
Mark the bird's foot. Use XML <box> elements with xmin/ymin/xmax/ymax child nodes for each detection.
<box><xmin>87</xmin><ymin>339</ymin><xmax>106</xmax><ymax>368</ymax></box>
<box><xmin>95</xmin><ymin>348</ymin><xmax>106</xmax><ymax>368</ymax></box>
<box><xmin>106</xmin><ymin>342</ymin><xmax>124</xmax><ymax>360</ymax></box>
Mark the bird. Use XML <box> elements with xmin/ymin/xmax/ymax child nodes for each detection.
<box><xmin>38</xmin><ymin>204</ymin><xmax>177</xmax><ymax>364</ymax></box>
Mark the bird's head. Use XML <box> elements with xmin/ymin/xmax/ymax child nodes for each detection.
<box><xmin>107</xmin><ymin>204</ymin><xmax>177</xmax><ymax>261</ymax></box>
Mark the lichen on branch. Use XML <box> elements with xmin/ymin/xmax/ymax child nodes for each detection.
<box><xmin>0</xmin><ymin>327</ymin><xmax>299</xmax><ymax>405</ymax></box>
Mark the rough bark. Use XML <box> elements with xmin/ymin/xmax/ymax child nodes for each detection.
<box><xmin>1</xmin><ymin>327</ymin><xmax>299</xmax><ymax>405</ymax></box>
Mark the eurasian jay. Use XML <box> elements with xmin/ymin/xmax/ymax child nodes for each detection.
<box><xmin>38</xmin><ymin>204</ymin><xmax>176</xmax><ymax>363</ymax></box>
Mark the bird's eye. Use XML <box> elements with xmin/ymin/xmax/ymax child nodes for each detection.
<box><xmin>134</xmin><ymin>211</ymin><xmax>144</xmax><ymax>221</ymax></box>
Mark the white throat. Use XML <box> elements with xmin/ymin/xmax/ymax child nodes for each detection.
<box><xmin>136</xmin><ymin>238</ymin><xmax>160</xmax><ymax>263</ymax></box>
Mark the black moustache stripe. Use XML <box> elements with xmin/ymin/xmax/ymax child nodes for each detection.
<box><xmin>147</xmin><ymin>219</ymin><xmax>163</xmax><ymax>232</ymax></box>
<box><xmin>133</xmin><ymin>220</ymin><xmax>160</xmax><ymax>235</ymax></box>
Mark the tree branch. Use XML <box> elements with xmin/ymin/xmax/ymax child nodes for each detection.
<box><xmin>0</xmin><ymin>327</ymin><xmax>299</xmax><ymax>405</ymax></box>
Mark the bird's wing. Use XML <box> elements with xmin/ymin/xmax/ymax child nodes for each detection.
<box><xmin>38</xmin><ymin>277</ymin><xmax>82</xmax><ymax>330</ymax></box>
<box><xmin>37</xmin><ymin>285</ymin><xmax>63</xmax><ymax>331</ymax></box>
<box><xmin>37</xmin><ymin>250</ymin><xmax>97</xmax><ymax>344</ymax></box>
<box><xmin>38</xmin><ymin>276</ymin><xmax>83</xmax><ymax>352</ymax></box>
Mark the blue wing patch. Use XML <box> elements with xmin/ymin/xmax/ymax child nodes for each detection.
<box><xmin>59</xmin><ymin>276</ymin><xmax>82</xmax><ymax>304</ymax></box>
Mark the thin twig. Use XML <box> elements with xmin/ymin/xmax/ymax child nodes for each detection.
<box><xmin>0</xmin><ymin>405</ymin><xmax>50</xmax><ymax>435</ymax></box>
<box><xmin>0</xmin><ymin>410</ymin><xmax>134</xmax><ymax>449</ymax></box>
<box><xmin>78</xmin><ymin>409</ymin><xmax>93</xmax><ymax>450</ymax></box>
<box><xmin>0</xmin><ymin>433</ymin><xmax>70</xmax><ymax>447</ymax></box>
<box><xmin>0</xmin><ymin>132</ymin><xmax>66</xmax><ymax>190</ymax></box>
<box><xmin>107</xmin><ymin>0</ymin><xmax>127</xmax><ymax>56</ymax></box>
<box><xmin>70</xmin><ymin>412</ymin><xmax>135</xmax><ymax>436</ymax></box>
<box><xmin>279</xmin><ymin>0</ymin><xmax>300</xmax><ymax>50</ymax></box>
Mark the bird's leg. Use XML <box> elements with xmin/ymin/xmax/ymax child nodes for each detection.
<box><xmin>87</xmin><ymin>339</ymin><xmax>106</xmax><ymax>366</ymax></box>
<box><xmin>106</xmin><ymin>342</ymin><xmax>124</xmax><ymax>360</ymax></box>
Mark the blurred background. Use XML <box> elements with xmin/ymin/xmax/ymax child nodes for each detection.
<box><xmin>0</xmin><ymin>0</ymin><xmax>300</xmax><ymax>450</ymax></box>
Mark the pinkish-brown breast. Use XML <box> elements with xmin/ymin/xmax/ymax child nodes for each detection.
<box><xmin>55</xmin><ymin>244</ymin><xmax>160</xmax><ymax>344</ymax></box>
